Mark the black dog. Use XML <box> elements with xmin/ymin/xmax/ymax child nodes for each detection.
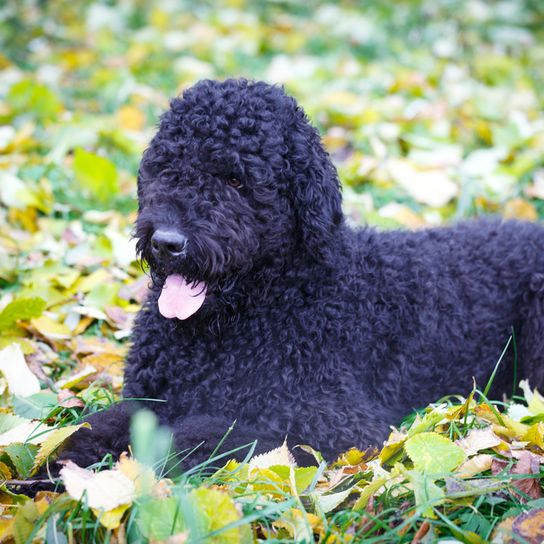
<box><xmin>60</xmin><ymin>78</ymin><xmax>544</xmax><ymax>469</ymax></box>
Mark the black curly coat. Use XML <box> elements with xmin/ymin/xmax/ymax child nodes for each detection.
<box><xmin>60</xmin><ymin>79</ymin><xmax>544</xmax><ymax>470</ymax></box>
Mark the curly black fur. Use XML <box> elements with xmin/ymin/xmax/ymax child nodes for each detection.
<box><xmin>58</xmin><ymin>79</ymin><xmax>544</xmax><ymax>471</ymax></box>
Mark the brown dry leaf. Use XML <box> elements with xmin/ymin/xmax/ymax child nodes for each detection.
<box><xmin>493</xmin><ymin>452</ymin><xmax>543</xmax><ymax>501</ymax></box>
<box><xmin>411</xmin><ymin>520</ymin><xmax>430</xmax><ymax>543</ymax></box>
<box><xmin>118</xmin><ymin>275</ymin><xmax>150</xmax><ymax>304</ymax></box>
<box><xmin>491</xmin><ymin>516</ymin><xmax>515</xmax><ymax>544</ymax></box>
<box><xmin>105</xmin><ymin>306</ymin><xmax>132</xmax><ymax>330</ymax></box>
<box><xmin>511</xmin><ymin>509</ymin><xmax>544</xmax><ymax>544</ymax></box>
<box><xmin>474</xmin><ymin>404</ymin><xmax>502</xmax><ymax>424</ymax></box>
<box><xmin>510</xmin><ymin>451</ymin><xmax>543</xmax><ymax>501</ymax></box>
<box><xmin>57</xmin><ymin>389</ymin><xmax>85</xmax><ymax>409</ymax></box>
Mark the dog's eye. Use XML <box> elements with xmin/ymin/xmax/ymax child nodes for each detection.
<box><xmin>227</xmin><ymin>177</ymin><xmax>243</xmax><ymax>189</ymax></box>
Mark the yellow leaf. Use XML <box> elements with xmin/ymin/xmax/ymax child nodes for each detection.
<box><xmin>31</xmin><ymin>315</ymin><xmax>71</xmax><ymax>340</ymax></box>
<box><xmin>56</xmin><ymin>365</ymin><xmax>97</xmax><ymax>389</ymax></box>
<box><xmin>352</xmin><ymin>477</ymin><xmax>388</xmax><ymax>511</ymax></box>
<box><xmin>503</xmin><ymin>198</ymin><xmax>538</xmax><ymax>221</ymax></box>
<box><xmin>529</xmin><ymin>391</ymin><xmax>544</xmax><ymax>416</ymax></box>
<box><xmin>273</xmin><ymin>508</ymin><xmax>323</xmax><ymax>541</ymax></box>
<box><xmin>387</xmin><ymin>158</ymin><xmax>458</xmax><ymax>207</ymax></box>
<box><xmin>523</xmin><ymin>423</ymin><xmax>544</xmax><ymax>449</ymax></box>
<box><xmin>75</xmin><ymin>269</ymin><xmax>112</xmax><ymax>294</ymax></box>
<box><xmin>0</xmin><ymin>517</ymin><xmax>14</xmax><ymax>541</ymax></box>
<box><xmin>492</xmin><ymin>416</ymin><xmax>529</xmax><ymax>439</ymax></box>
<box><xmin>116</xmin><ymin>453</ymin><xmax>157</xmax><ymax>497</ymax></box>
<box><xmin>379</xmin><ymin>429</ymin><xmax>408</xmax><ymax>465</ymax></box>
<box><xmin>116</xmin><ymin>105</ymin><xmax>145</xmax><ymax>131</ymax></box>
<box><xmin>81</xmin><ymin>352</ymin><xmax>124</xmax><ymax>376</ymax></box>
<box><xmin>250</xmin><ymin>467</ymin><xmax>288</xmax><ymax>495</ymax></box>
<box><xmin>32</xmin><ymin>424</ymin><xmax>89</xmax><ymax>474</ymax></box>
<box><xmin>92</xmin><ymin>503</ymin><xmax>130</xmax><ymax>530</ymax></box>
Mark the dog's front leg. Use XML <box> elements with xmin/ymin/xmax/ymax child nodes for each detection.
<box><xmin>168</xmin><ymin>414</ymin><xmax>309</xmax><ymax>468</ymax></box>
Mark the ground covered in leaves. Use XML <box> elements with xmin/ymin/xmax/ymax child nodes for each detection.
<box><xmin>1</xmin><ymin>0</ymin><xmax>544</xmax><ymax>542</ymax></box>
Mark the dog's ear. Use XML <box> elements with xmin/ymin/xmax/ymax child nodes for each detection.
<box><xmin>290</xmin><ymin>108</ymin><xmax>343</xmax><ymax>263</ymax></box>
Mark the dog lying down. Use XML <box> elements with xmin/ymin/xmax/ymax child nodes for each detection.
<box><xmin>52</xmin><ymin>78</ymin><xmax>544</xmax><ymax>472</ymax></box>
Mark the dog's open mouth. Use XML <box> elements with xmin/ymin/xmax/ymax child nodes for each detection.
<box><xmin>158</xmin><ymin>274</ymin><xmax>207</xmax><ymax>320</ymax></box>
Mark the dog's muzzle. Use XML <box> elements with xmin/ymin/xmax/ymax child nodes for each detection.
<box><xmin>151</xmin><ymin>229</ymin><xmax>188</xmax><ymax>261</ymax></box>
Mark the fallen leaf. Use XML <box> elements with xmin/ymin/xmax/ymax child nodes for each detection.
<box><xmin>30</xmin><ymin>315</ymin><xmax>71</xmax><ymax>340</ymax></box>
<box><xmin>455</xmin><ymin>428</ymin><xmax>503</xmax><ymax>456</ymax></box>
<box><xmin>32</xmin><ymin>424</ymin><xmax>88</xmax><ymax>474</ymax></box>
<box><xmin>404</xmin><ymin>432</ymin><xmax>466</xmax><ymax>474</ymax></box>
<box><xmin>57</xmin><ymin>390</ymin><xmax>85</xmax><ymax>409</ymax></box>
<box><xmin>0</xmin><ymin>343</ymin><xmax>40</xmax><ymax>397</ymax></box>
<box><xmin>510</xmin><ymin>451</ymin><xmax>543</xmax><ymax>501</ymax></box>
<box><xmin>456</xmin><ymin>454</ymin><xmax>494</xmax><ymax>478</ymax></box>
<box><xmin>60</xmin><ymin>460</ymin><xmax>135</xmax><ymax>511</ymax></box>
<box><xmin>387</xmin><ymin>158</ymin><xmax>458</xmax><ymax>207</ymax></box>
<box><xmin>73</xmin><ymin>148</ymin><xmax>119</xmax><ymax>203</ymax></box>
<box><xmin>249</xmin><ymin>440</ymin><xmax>296</xmax><ymax>471</ymax></box>
<box><xmin>503</xmin><ymin>198</ymin><xmax>538</xmax><ymax>220</ymax></box>
<box><xmin>511</xmin><ymin>509</ymin><xmax>544</xmax><ymax>544</ymax></box>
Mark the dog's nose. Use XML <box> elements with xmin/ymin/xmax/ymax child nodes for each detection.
<box><xmin>151</xmin><ymin>230</ymin><xmax>188</xmax><ymax>259</ymax></box>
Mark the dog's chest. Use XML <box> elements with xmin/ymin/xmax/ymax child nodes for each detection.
<box><xmin>160</xmin><ymin>303</ymin><xmax>366</xmax><ymax>416</ymax></box>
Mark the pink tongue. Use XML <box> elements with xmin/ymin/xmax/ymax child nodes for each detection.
<box><xmin>158</xmin><ymin>275</ymin><xmax>207</xmax><ymax>320</ymax></box>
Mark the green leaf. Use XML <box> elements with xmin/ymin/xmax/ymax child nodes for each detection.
<box><xmin>7</xmin><ymin>80</ymin><xmax>62</xmax><ymax>122</ymax></box>
<box><xmin>0</xmin><ymin>413</ymin><xmax>30</xmax><ymax>434</ymax></box>
<box><xmin>407</xmin><ymin>470</ymin><xmax>445</xmax><ymax>518</ymax></box>
<box><xmin>404</xmin><ymin>432</ymin><xmax>466</xmax><ymax>474</ymax></box>
<box><xmin>13</xmin><ymin>392</ymin><xmax>57</xmax><ymax>419</ymax></box>
<box><xmin>0</xmin><ymin>298</ymin><xmax>46</xmax><ymax>333</ymax></box>
<box><xmin>4</xmin><ymin>443</ymin><xmax>39</xmax><ymax>478</ymax></box>
<box><xmin>73</xmin><ymin>148</ymin><xmax>119</xmax><ymax>203</ymax></box>
<box><xmin>269</xmin><ymin>465</ymin><xmax>318</xmax><ymax>494</ymax></box>
<box><xmin>314</xmin><ymin>488</ymin><xmax>352</xmax><ymax>513</ymax></box>
<box><xmin>137</xmin><ymin>496</ymin><xmax>189</xmax><ymax>541</ymax></box>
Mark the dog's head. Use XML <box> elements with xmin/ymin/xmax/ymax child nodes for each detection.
<box><xmin>135</xmin><ymin>79</ymin><xmax>343</xmax><ymax>320</ymax></box>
